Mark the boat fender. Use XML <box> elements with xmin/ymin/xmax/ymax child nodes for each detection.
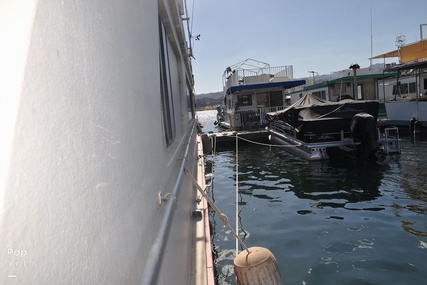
<box><xmin>409</xmin><ymin>116</ymin><xmax>420</xmax><ymax>134</ymax></box>
<box><xmin>234</xmin><ymin>246</ymin><xmax>283</xmax><ymax>285</ymax></box>
<box><xmin>205</xmin><ymin>173</ymin><xmax>214</xmax><ymax>184</ymax></box>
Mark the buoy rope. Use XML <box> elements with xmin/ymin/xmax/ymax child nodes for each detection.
<box><xmin>235</xmin><ymin>134</ymin><xmax>239</xmax><ymax>255</ymax></box>
<box><xmin>237</xmin><ymin>135</ymin><xmax>302</xmax><ymax>147</ymax></box>
<box><xmin>214</xmin><ymin>134</ymin><xmax>302</xmax><ymax>148</ymax></box>
<box><xmin>200</xmin><ymin>130</ymin><xmax>301</xmax><ymax>257</ymax></box>
<box><xmin>184</xmin><ymin>169</ymin><xmax>250</xmax><ymax>253</ymax></box>
<box><xmin>202</xmin><ymin>132</ymin><xmax>301</xmax><ymax>257</ymax></box>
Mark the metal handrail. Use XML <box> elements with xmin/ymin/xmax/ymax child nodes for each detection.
<box><xmin>140</xmin><ymin>119</ymin><xmax>196</xmax><ymax>285</ymax></box>
<box><xmin>235</xmin><ymin>106</ymin><xmax>286</xmax><ymax>127</ymax></box>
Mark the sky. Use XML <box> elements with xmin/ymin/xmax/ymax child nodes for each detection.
<box><xmin>187</xmin><ymin>0</ymin><xmax>427</xmax><ymax>94</ymax></box>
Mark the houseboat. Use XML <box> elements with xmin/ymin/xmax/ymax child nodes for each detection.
<box><xmin>215</xmin><ymin>59</ymin><xmax>306</xmax><ymax>130</ymax></box>
<box><xmin>381</xmin><ymin>60</ymin><xmax>427</xmax><ymax>129</ymax></box>
<box><xmin>371</xmin><ymin>25</ymin><xmax>427</xmax><ymax>130</ymax></box>
<box><xmin>0</xmin><ymin>1</ymin><xmax>213</xmax><ymax>285</ymax></box>
<box><xmin>286</xmin><ymin>64</ymin><xmax>396</xmax><ymax>105</ymax></box>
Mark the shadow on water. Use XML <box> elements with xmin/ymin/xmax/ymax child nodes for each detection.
<box><xmin>235</xmin><ymin>144</ymin><xmax>386</xmax><ymax>211</ymax></box>
<box><xmin>207</xmin><ymin>145</ymin><xmax>388</xmax><ymax>285</ymax></box>
<box><xmin>292</xmin><ymin>160</ymin><xmax>384</xmax><ymax>211</ymax></box>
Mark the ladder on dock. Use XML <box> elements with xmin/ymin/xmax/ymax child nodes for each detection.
<box><xmin>380</xmin><ymin>127</ymin><xmax>401</xmax><ymax>154</ymax></box>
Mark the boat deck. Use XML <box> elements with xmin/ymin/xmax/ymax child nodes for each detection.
<box><xmin>204</xmin><ymin>120</ymin><xmax>401</xmax><ymax>161</ymax></box>
<box><xmin>207</xmin><ymin>129</ymin><xmax>270</xmax><ymax>145</ymax></box>
<box><xmin>193</xmin><ymin>135</ymin><xmax>215</xmax><ymax>285</ymax></box>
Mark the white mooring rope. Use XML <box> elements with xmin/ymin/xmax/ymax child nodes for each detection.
<box><xmin>184</xmin><ymin>169</ymin><xmax>250</xmax><ymax>253</ymax></box>
<box><xmin>213</xmin><ymin>133</ymin><xmax>303</xmax><ymax>148</ymax></box>
<box><xmin>202</xmin><ymin>132</ymin><xmax>285</xmax><ymax>284</ymax></box>
<box><xmin>235</xmin><ymin>133</ymin><xmax>239</xmax><ymax>255</ymax></box>
<box><xmin>204</xmin><ymin>132</ymin><xmax>301</xmax><ymax>257</ymax></box>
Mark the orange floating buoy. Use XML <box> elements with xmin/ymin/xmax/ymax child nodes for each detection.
<box><xmin>234</xmin><ymin>247</ymin><xmax>283</xmax><ymax>285</ymax></box>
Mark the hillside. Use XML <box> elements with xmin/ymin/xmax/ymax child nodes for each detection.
<box><xmin>195</xmin><ymin>91</ymin><xmax>223</xmax><ymax>110</ymax></box>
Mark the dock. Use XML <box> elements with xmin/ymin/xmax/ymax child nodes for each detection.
<box><xmin>207</xmin><ymin>129</ymin><xmax>269</xmax><ymax>143</ymax></box>
<box><xmin>200</xmin><ymin>129</ymin><xmax>271</xmax><ymax>152</ymax></box>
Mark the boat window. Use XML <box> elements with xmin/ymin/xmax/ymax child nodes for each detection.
<box><xmin>392</xmin><ymin>84</ymin><xmax>400</xmax><ymax>95</ymax></box>
<box><xmin>256</xmin><ymin>93</ymin><xmax>268</xmax><ymax>107</ymax></box>
<box><xmin>237</xmin><ymin>94</ymin><xmax>252</xmax><ymax>107</ymax></box>
<box><xmin>187</xmin><ymin>82</ymin><xmax>195</xmax><ymax>120</ymax></box>
<box><xmin>159</xmin><ymin>17</ymin><xmax>176</xmax><ymax>145</ymax></box>
<box><xmin>270</xmin><ymin>91</ymin><xmax>283</xmax><ymax>107</ymax></box>
<box><xmin>409</xmin><ymin>82</ymin><xmax>416</xmax><ymax>93</ymax></box>
<box><xmin>393</xmin><ymin>82</ymin><xmax>416</xmax><ymax>95</ymax></box>
<box><xmin>313</xmin><ymin>90</ymin><xmax>326</xmax><ymax>99</ymax></box>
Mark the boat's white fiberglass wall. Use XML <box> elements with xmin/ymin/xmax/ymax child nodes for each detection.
<box><xmin>0</xmin><ymin>0</ymin><xmax>197</xmax><ymax>284</ymax></box>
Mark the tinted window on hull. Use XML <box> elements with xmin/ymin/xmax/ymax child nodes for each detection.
<box><xmin>159</xmin><ymin>18</ymin><xmax>176</xmax><ymax>145</ymax></box>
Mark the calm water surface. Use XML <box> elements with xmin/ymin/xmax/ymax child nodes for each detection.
<box><xmin>197</xmin><ymin>110</ymin><xmax>427</xmax><ymax>285</ymax></box>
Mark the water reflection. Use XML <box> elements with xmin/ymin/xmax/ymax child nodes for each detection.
<box><xmin>398</xmin><ymin>142</ymin><xmax>427</xmax><ymax>204</ymax></box>
<box><xmin>235</xmin><ymin>144</ymin><xmax>385</xmax><ymax>211</ymax></box>
<box><xmin>401</xmin><ymin>220</ymin><xmax>427</xmax><ymax>237</ymax></box>
<box><xmin>200</xmin><ymin>110</ymin><xmax>427</xmax><ymax>285</ymax></box>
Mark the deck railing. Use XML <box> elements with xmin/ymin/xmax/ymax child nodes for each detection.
<box><xmin>236</xmin><ymin>106</ymin><xmax>286</xmax><ymax>129</ymax></box>
<box><xmin>238</xmin><ymin>66</ymin><xmax>293</xmax><ymax>84</ymax></box>
<box><xmin>224</xmin><ymin>65</ymin><xmax>293</xmax><ymax>90</ymax></box>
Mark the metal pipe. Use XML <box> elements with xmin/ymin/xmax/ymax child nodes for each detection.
<box><xmin>141</xmin><ymin>120</ymin><xmax>196</xmax><ymax>285</ymax></box>
<box><xmin>420</xmin><ymin>24</ymin><xmax>427</xmax><ymax>40</ymax></box>
<box><xmin>353</xmin><ymin>68</ymin><xmax>358</xmax><ymax>99</ymax></box>
<box><xmin>349</xmin><ymin>64</ymin><xmax>360</xmax><ymax>99</ymax></box>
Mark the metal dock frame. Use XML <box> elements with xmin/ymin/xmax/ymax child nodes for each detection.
<box><xmin>380</xmin><ymin>127</ymin><xmax>401</xmax><ymax>154</ymax></box>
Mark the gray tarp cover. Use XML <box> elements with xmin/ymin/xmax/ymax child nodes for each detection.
<box><xmin>266</xmin><ymin>94</ymin><xmax>379</xmax><ymax>132</ymax></box>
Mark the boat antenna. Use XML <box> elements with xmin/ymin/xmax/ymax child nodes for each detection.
<box><xmin>184</xmin><ymin>0</ymin><xmax>199</xmax><ymax>59</ymax></box>
<box><xmin>421</xmin><ymin>24</ymin><xmax>427</xmax><ymax>40</ymax></box>
<box><xmin>370</xmin><ymin>6</ymin><xmax>373</xmax><ymax>68</ymax></box>
<box><xmin>395</xmin><ymin>34</ymin><xmax>406</xmax><ymax>63</ymax></box>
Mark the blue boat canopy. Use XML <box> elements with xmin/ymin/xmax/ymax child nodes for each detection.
<box><xmin>226</xmin><ymin>79</ymin><xmax>306</xmax><ymax>94</ymax></box>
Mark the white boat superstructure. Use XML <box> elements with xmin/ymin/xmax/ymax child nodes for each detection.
<box><xmin>216</xmin><ymin>59</ymin><xmax>306</xmax><ymax>130</ymax></box>
<box><xmin>380</xmin><ymin>61</ymin><xmax>427</xmax><ymax>128</ymax></box>
<box><xmin>371</xmin><ymin>25</ymin><xmax>427</xmax><ymax>129</ymax></box>
<box><xmin>1</xmin><ymin>1</ymin><xmax>212</xmax><ymax>284</ymax></box>
<box><xmin>286</xmin><ymin>63</ymin><xmax>396</xmax><ymax>104</ymax></box>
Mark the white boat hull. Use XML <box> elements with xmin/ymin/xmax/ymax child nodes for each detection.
<box><xmin>385</xmin><ymin>100</ymin><xmax>427</xmax><ymax>126</ymax></box>
<box><xmin>0</xmin><ymin>1</ymin><xmax>210</xmax><ymax>284</ymax></box>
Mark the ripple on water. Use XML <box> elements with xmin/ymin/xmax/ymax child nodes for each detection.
<box><xmin>351</xmin><ymin>258</ymin><xmax>420</xmax><ymax>273</ymax></box>
<box><xmin>297</xmin><ymin>210</ymin><xmax>316</xmax><ymax>215</ymax></box>
<box><xmin>347</xmin><ymin>224</ymin><xmax>369</xmax><ymax>231</ymax></box>
<box><xmin>357</xmin><ymin>238</ymin><xmax>375</xmax><ymax>249</ymax></box>
<box><xmin>303</xmin><ymin>257</ymin><xmax>340</xmax><ymax>284</ymax></box>
<box><xmin>319</xmin><ymin>256</ymin><xmax>337</xmax><ymax>265</ymax></box>
<box><xmin>347</xmin><ymin>226</ymin><xmax>362</xmax><ymax>232</ymax></box>
<box><xmin>327</xmin><ymin>215</ymin><xmax>344</xmax><ymax>220</ymax></box>
<box><xmin>323</xmin><ymin>242</ymin><xmax>356</xmax><ymax>253</ymax></box>
<box><xmin>205</xmin><ymin>134</ymin><xmax>427</xmax><ymax>284</ymax></box>
<box><xmin>216</xmin><ymin>248</ymin><xmax>235</xmax><ymax>260</ymax></box>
